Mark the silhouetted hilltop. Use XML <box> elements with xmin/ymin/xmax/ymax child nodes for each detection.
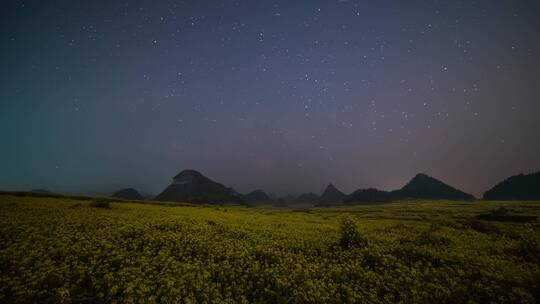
<box><xmin>156</xmin><ymin>170</ymin><xmax>244</xmax><ymax>204</ymax></box>
<box><xmin>267</xmin><ymin>192</ymin><xmax>279</xmax><ymax>201</ymax></box>
<box><xmin>393</xmin><ymin>173</ymin><xmax>475</xmax><ymax>200</ymax></box>
<box><xmin>345</xmin><ymin>188</ymin><xmax>395</xmax><ymax>203</ymax></box>
<box><xmin>483</xmin><ymin>171</ymin><xmax>540</xmax><ymax>200</ymax></box>
<box><xmin>112</xmin><ymin>188</ymin><xmax>143</xmax><ymax>200</ymax></box>
<box><xmin>280</xmin><ymin>195</ymin><xmax>296</xmax><ymax>203</ymax></box>
<box><xmin>31</xmin><ymin>189</ymin><xmax>52</xmax><ymax>194</ymax></box>
<box><xmin>317</xmin><ymin>184</ymin><xmax>346</xmax><ymax>205</ymax></box>
<box><xmin>295</xmin><ymin>193</ymin><xmax>319</xmax><ymax>203</ymax></box>
<box><xmin>243</xmin><ymin>189</ymin><xmax>274</xmax><ymax>204</ymax></box>
<box><xmin>343</xmin><ymin>173</ymin><xmax>474</xmax><ymax>204</ymax></box>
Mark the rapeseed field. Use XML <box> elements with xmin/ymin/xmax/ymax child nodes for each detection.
<box><xmin>1</xmin><ymin>194</ymin><xmax>539</xmax><ymax>303</ymax></box>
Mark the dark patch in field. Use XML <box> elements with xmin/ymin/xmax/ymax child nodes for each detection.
<box><xmin>292</xmin><ymin>208</ymin><xmax>312</xmax><ymax>213</ymax></box>
<box><xmin>162</xmin><ymin>202</ymin><xmax>194</xmax><ymax>207</ymax></box>
<box><xmin>0</xmin><ymin>202</ymin><xmax>17</xmax><ymax>207</ymax></box>
<box><xmin>398</xmin><ymin>230</ymin><xmax>453</xmax><ymax>247</ymax></box>
<box><xmin>89</xmin><ymin>201</ymin><xmax>110</xmax><ymax>209</ymax></box>
<box><xmin>463</xmin><ymin>218</ymin><xmax>501</xmax><ymax>234</ymax></box>
<box><xmin>391</xmin><ymin>245</ymin><xmax>447</xmax><ymax>267</ymax></box>
<box><xmin>476</xmin><ymin>214</ymin><xmax>537</xmax><ymax>222</ymax></box>
<box><xmin>476</xmin><ymin>207</ymin><xmax>537</xmax><ymax>222</ymax></box>
<box><xmin>253</xmin><ymin>250</ymin><xmax>279</xmax><ymax>265</ymax></box>
<box><xmin>517</xmin><ymin>237</ymin><xmax>540</xmax><ymax>263</ymax></box>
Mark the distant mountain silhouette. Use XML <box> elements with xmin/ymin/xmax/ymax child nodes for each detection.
<box><xmin>344</xmin><ymin>173</ymin><xmax>474</xmax><ymax>204</ymax></box>
<box><xmin>31</xmin><ymin>189</ymin><xmax>52</xmax><ymax>194</ymax></box>
<box><xmin>267</xmin><ymin>192</ymin><xmax>279</xmax><ymax>201</ymax></box>
<box><xmin>112</xmin><ymin>188</ymin><xmax>143</xmax><ymax>200</ymax></box>
<box><xmin>295</xmin><ymin>193</ymin><xmax>319</xmax><ymax>203</ymax></box>
<box><xmin>156</xmin><ymin>170</ymin><xmax>244</xmax><ymax>204</ymax></box>
<box><xmin>280</xmin><ymin>195</ymin><xmax>296</xmax><ymax>203</ymax></box>
<box><xmin>152</xmin><ymin>170</ymin><xmax>475</xmax><ymax>205</ymax></box>
<box><xmin>317</xmin><ymin>184</ymin><xmax>346</xmax><ymax>205</ymax></box>
<box><xmin>483</xmin><ymin>171</ymin><xmax>540</xmax><ymax>200</ymax></box>
<box><xmin>345</xmin><ymin>188</ymin><xmax>395</xmax><ymax>203</ymax></box>
<box><xmin>242</xmin><ymin>189</ymin><xmax>274</xmax><ymax>204</ymax></box>
<box><xmin>393</xmin><ymin>173</ymin><xmax>475</xmax><ymax>200</ymax></box>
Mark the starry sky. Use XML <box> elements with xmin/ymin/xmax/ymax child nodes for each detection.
<box><xmin>1</xmin><ymin>0</ymin><xmax>539</xmax><ymax>197</ymax></box>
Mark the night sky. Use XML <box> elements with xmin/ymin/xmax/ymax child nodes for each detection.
<box><xmin>1</xmin><ymin>1</ymin><xmax>539</xmax><ymax>197</ymax></box>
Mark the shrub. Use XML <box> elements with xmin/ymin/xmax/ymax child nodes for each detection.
<box><xmin>339</xmin><ymin>218</ymin><xmax>368</xmax><ymax>249</ymax></box>
<box><xmin>416</xmin><ymin>231</ymin><xmax>452</xmax><ymax>246</ymax></box>
<box><xmin>517</xmin><ymin>236</ymin><xmax>540</xmax><ymax>263</ymax></box>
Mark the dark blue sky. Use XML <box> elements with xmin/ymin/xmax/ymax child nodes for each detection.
<box><xmin>1</xmin><ymin>0</ymin><xmax>539</xmax><ymax>197</ymax></box>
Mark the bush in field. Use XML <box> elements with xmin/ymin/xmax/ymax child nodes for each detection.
<box><xmin>517</xmin><ymin>235</ymin><xmax>540</xmax><ymax>262</ymax></box>
<box><xmin>89</xmin><ymin>200</ymin><xmax>110</xmax><ymax>208</ymax></box>
<box><xmin>416</xmin><ymin>231</ymin><xmax>453</xmax><ymax>246</ymax></box>
<box><xmin>339</xmin><ymin>218</ymin><xmax>368</xmax><ymax>249</ymax></box>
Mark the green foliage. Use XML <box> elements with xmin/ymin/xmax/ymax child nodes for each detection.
<box><xmin>0</xmin><ymin>195</ymin><xmax>539</xmax><ymax>303</ymax></box>
<box><xmin>339</xmin><ymin>218</ymin><xmax>368</xmax><ymax>249</ymax></box>
<box><xmin>517</xmin><ymin>233</ymin><xmax>540</xmax><ymax>263</ymax></box>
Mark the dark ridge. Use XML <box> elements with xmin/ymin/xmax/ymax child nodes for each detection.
<box><xmin>173</xmin><ymin>169</ymin><xmax>204</xmax><ymax>182</ymax></box>
<box><xmin>317</xmin><ymin>183</ymin><xmax>346</xmax><ymax>205</ymax></box>
<box><xmin>345</xmin><ymin>188</ymin><xmax>396</xmax><ymax>204</ymax></box>
<box><xmin>393</xmin><ymin>173</ymin><xmax>475</xmax><ymax>200</ymax></box>
<box><xmin>242</xmin><ymin>189</ymin><xmax>274</xmax><ymax>204</ymax></box>
<box><xmin>30</xmin><ymin>189</ymin><xmax>52</xmax><ymax>194</ymax></box>
<box><xmin>280</xmin><ymin>195</ymin><xmax>296</xmax><ymax>203</ymax></box>
<box><xmin>295</xmin><ymin>193</ymin><xmax>320</xmax><ymax>203</ymax></box>
<box><xmin>343</xmin><ymin>173</ymin><xmax>474</xmax><ymax>205</ymax></box>
<box><xmin>112</xmin><ymin>188</ymin><xmax>144</xmax><ymax>200</ymax></box>
<box><xmin>483</xmin><ymin>171</ymin><xmax>540</xmax><ymax>200</ymax></box>
<box><xmin>156</xmin><ymin>170</ymin><xmax>244</xmax><ymax>204</ymax></box>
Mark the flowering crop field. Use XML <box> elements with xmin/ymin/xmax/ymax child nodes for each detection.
<box><xmin>1</xmin><ymin>194</ymin><xmax>539</xmax><ymax>303</ymax></box>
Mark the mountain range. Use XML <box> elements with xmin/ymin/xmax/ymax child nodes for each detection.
<box><xmin>110</xmin><ymin>170</ymin><xmax>540</xmax><ymax>205</ymax></box>
<box><xmin>319</xmin><ymin>173</ymin><xmax>475</xmax><ymax>206</ymax></box>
